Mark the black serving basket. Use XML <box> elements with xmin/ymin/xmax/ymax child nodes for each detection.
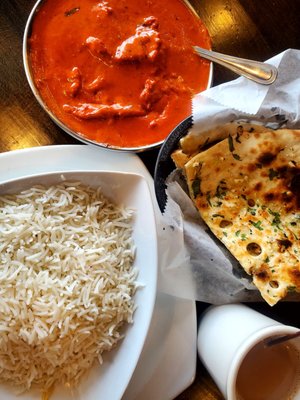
<box><xmin>154</xmin><ymin>116</ymin><xmax>193</xmax><ymax>213</ymax></box>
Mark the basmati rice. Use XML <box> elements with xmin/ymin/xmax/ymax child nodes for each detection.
<box><xmin>0</xmin><ymin>182</ymin><xmax>137</xmax><ymax>396</ymax></box>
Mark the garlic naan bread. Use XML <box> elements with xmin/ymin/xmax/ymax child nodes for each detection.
<box><xmin>172</xmin><ymin>121</ymin><xmax>267</xmax><ymax>169</ymax></box>
<box><xmin>184</xmin><ymin>127</ymin><xmax>300</xmax><ymax>305</ymax></box>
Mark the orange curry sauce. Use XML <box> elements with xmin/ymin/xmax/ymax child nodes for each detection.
<box><xmin>29</xmin><ymin>0</ymin><xmax>211</xmax><ymax>148</ymax></box>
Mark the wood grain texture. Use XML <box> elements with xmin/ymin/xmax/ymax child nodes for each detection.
<box><xmin>0</xmin><ymin>0</ymin><xmax>76</xmax><ymax>152</ymax></box>
<box><xmin>0</xmin><ymin>0</ymin><xmax>300</xmax><ymax>399</ymax></box>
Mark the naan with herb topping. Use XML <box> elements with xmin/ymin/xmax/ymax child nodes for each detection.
<box><xmin>171</xmin><ymin>121</ymin><xmax>267</xmax><ymax>169</ymax></box>
<box><xmin>184</xmin><ymin>127</ymin><xmax>300</xmax><ymax>305</ymax></box>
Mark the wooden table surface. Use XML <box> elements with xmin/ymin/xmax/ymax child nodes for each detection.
<box><xmin>1</xmin><ymin>0</ymin><xmax>300</xmax><ymax>399</ymax></box>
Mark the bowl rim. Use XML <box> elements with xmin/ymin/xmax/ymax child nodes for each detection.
<box><xmin>22</xmin><ymin>0</ymin><xmax>213</xmax><ymax>153</ymax></box>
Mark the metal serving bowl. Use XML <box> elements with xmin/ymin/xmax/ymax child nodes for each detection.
<box><xmin>23</xmin><ymin>0</ymin><xmax>212</xmax><ymax>153</ymax></box>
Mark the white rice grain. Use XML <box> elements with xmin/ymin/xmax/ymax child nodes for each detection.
<box><xmin>0</xmin><ymin>182</ymin><xmax>137</xmax><ymax>396</ymax></box>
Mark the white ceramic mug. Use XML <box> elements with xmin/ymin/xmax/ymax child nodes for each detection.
<box><xmin>197</xmin><ymin>304</ymin><xmax>300</xmax><ymax>400</ymax></box>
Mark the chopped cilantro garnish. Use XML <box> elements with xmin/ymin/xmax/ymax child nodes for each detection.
<box><xmin>228</xmin><ymin>135</ymin><xmax>235</xmax><ymax>152</ymax></box>
<box><xmin>235</xmin><ymin>230</ymin><xmax>241</xmax><ymax>237</ymax></box>
<box><xmin>264</xmin><ymin>256</ymin><xmax>270</xmax><ymax>263</ymax></box>
<box><xmin>216</xmin><ymin>183</ymin><xmax>227</xmax><ymax>199</ymax></box>
<box><xmin>192</xmin><ymin>178</ymin><xmax>201</xmax><ymax>198</ymax></box>
<box><xmin>250</xmin><ymin>220</ymin><xmax>263</xmax><ymax>231</ymax></box>
<box><xmin>233</xmin><ymin>153</ymin><xmax>241</xmax><ymax>161</ymax></box>
<box><xmin>241</xmin><ymin>233</ymin><xmax>247</xmax><ymax>241</ymax></box>
<box><xmin>206</xmin><ymin>192</ymin><xmax>212</xmax><ymax>207</ymax></box>
<box><xmin>268</xmin><ymin>209</ymin><xmax>281</xmax><ymax>228</ymax></box>
<box><xmin>247</xmin><ymin>207</ymin><xmax>256</xmax><ymax>216</ymax></box>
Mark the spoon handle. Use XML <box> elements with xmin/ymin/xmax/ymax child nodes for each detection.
<box><xmin>193</xmin><ymin>46</ymin><xmax>278</xmax><ymax>85</ymax></box>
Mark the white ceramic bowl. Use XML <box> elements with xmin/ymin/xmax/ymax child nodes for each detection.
<box><xmin>0</xmin><ymin>170</ymin><xmax>158</xmax><ymax>400</ymax></box>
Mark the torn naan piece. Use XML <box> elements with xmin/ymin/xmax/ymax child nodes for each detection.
<box><xmin>184</xmin><ymin>128</ymin><xmax>300</xmax><ymax>305</ymax></box>
<box><xmin>172</xmin><ymin>121</ymin><xmax>267</xmax><ymax>169</ymax></box>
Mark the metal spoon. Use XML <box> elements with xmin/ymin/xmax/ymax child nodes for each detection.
<box><xmin>264</xmin><ymin>330</ymin><xmax>300</xmax><ymax>347</ymax></box>
<box><xmin>193</xmin><ymin>46</ymin><xmax>278</xmax><ymax>85</ymax></box>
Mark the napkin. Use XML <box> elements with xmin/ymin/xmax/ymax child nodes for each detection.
<box><xmin>157</xmin><ymin>48</ymin><xmax>300</xmax><ymax>304</ymax></box>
